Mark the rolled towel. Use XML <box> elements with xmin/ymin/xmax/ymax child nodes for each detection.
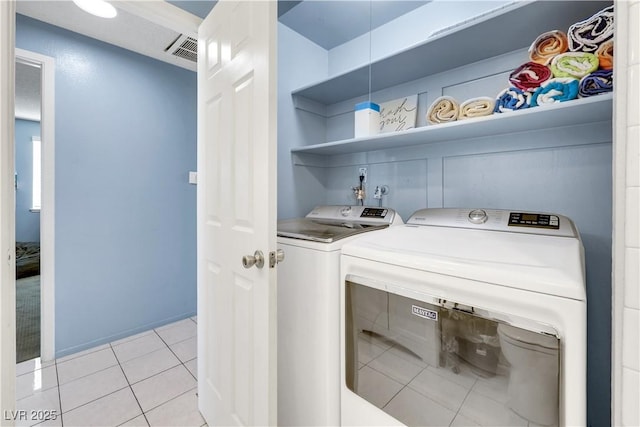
<box><xmin>579</xmin><ymin>69</ymin><xmax>613</xmax><ymax>97</ymax></box>
<box><xmin>459</xmin><ymin>97</ymin><xmax>495</xmax><ymax>120</ymax></box>
<box><xmin>528</xmin><ymin>30</ymin><xmax>568</xmax><ymax>65</ymax></box>
<box><xmin>568</xmin><ymin>5</ymin><xmax>614</xmax><ymax>53</ymax></box>
<box><xmin>509</xmin><ymin>62</ymin><xmax>552</xmax><ymax>92</ymax></box>
<box><xmin>550</xmin><ymin>52</ymin><xmax>599</xmax><ymax>79</ymax></box>
<box><xmin>426</xmin><ymin>96</ymin><xmax>459</xmax><ymax>124</ymax></box>
<box><xmin>531</xmin><ymin>78</ymin><xmax>579</xmax><ymax>106</ymax></box>
<box><xmin>493</xmin><ymin>87</ymin><xmax>531</xmax><ymax>113</ymax></box>
<box><xmin>597</xmin><ymin>40</ymin><xmax>614</xmax><ymax>70</ymax></box>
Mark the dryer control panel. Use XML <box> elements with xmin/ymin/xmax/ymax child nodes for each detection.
<box><xmin>508</xmin><ymin>212</ymin><xmax>560</xmax><ymax>229</ymax></box>
<box><xmin>407</xmin><ymin>208</ymin><xmax>578</xmax><ymax>237</ymax></box>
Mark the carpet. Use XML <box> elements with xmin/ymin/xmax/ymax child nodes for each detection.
<box><xmin>16</xmin><ymin>275</ymin><xmax>40</xmax><ymax>363</ymax></box>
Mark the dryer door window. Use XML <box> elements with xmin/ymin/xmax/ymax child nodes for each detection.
<box><xmin>345</xmin><ymin>280</ymin><xmax>560</xmax><ymax>427</ymax></box>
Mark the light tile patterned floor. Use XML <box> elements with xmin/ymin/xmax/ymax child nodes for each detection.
<box><xmin>15</xmin><ymin>317</ymin><xmax>205</xmax><ymax>427</ymax></box>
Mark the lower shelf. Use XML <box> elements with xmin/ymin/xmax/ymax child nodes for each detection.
<box><xmin>290</xmin><ymin>94</ymin><xmax>613</xmax><ymax>157</ymax></box>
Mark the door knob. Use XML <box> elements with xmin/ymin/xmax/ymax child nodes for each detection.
<box><xmin>242</xmin><ymin>250</ymin><xmax>264</xmax><ymax>269</ymax></box>
<box><xmin>269</xmin><ymin>249</ymin><xmax>285</xmax><ymax>268</ymax></box>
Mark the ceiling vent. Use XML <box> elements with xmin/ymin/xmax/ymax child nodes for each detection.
<box><xmin>166</xmin><ymin>34</ymin><xmax>198</xmax><ymax>63</ymax></box>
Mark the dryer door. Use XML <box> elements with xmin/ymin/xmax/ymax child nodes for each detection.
<box><xmin>345</xmin><ymin>280</ymin><xmax>560</xmax><ymax>427</ymax></box>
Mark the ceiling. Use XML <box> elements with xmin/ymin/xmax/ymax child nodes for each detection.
<box><xmin>14</xmin><ymin>0</ymin><xmax>428</xmax><ymax>121</ymax></box>
<box><xmin>279</xmin><ymin>1</ymin><xmax>428</xmax><ymax>50</ymax></box>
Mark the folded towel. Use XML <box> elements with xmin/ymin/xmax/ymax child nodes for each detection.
<box><xmin>568</xmin><ymin>5</ymin><xmax>614</xmax><ymax>53</ymax></box>
<box><xmin>426</xmin><ymin>96</ymin><xmax>459</xmax><ymax>124</ymax></box>
<box><xmin>550</xmin><ymin>52</ymin><xmax>599</xmax><ymax>79</ymax></box>
<box><xmin>459</xmin><ymin>97</ymin><xmax>495</xmax><ymax>120</ymax></box>
<box><xmin>596</xmin><ymin>40</ymin><xmax>614</xmax><ymax>70</ymax></box>
<box><xmin>579</xmin><ymin>69</ymin><xmax>613</xmax><ymax>97</ymax></box>
<box><xmin>509</xmin><ymin>62</ymin><xmax>552</xmax><ymax>92</ymax></box>
<box><xmin>494</xmin><ymin>87</ymin><xmax>531</xmax><ymax>113</ymax></box>
<box><xmin>531</xmin><ymin>78</ymin><xmax>579</xmax><ymax>106</ymax></box>
<box><xmin>529</xmin><ymin>30</ymin><xmax>569</xmax><ymax>65</ymax></box>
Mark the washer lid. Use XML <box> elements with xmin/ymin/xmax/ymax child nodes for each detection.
<box><xmin>277</xmin><ymin>218</ymin><xmax>388</xmax><ymax>243</ymax></box>
<box><xmin>341</xmin><ymin>225</ymin><xmax>585</xmax><ymax>301</ymax></box>
<box><xmin>498</xmin><ymin>323</ymin><xmax>559</xmax><ymax>350</ymax></box>
<box><xmin>277</xmin><ymin>206</ymin><xmax>401</xmax><ymax>243</ymax></box>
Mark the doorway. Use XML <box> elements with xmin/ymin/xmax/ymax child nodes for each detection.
<box><xmin>14</xmin><ymin>48</ymin><xmax>55</xmax><ymax>363</ymax></box>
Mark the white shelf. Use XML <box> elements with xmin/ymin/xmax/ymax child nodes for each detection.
<box><xmin>291</xmin><ymin>94</ymin><xmax>613</xmax><ymax>156</ymax></box>
<box><xmin>291</xmin><ymin>1</ymin><xmax>611</xmax><ymax>106</ymax></box>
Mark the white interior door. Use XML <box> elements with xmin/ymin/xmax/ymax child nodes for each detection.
<box><xmin>197</xmin><ymin>1</ymin><xmax>278</xmax><ymax>426</ymax></box>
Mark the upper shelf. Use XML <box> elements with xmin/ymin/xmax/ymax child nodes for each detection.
<box><xmin>291</xmin><ymin>1</ymin><xmax>612</xmax><ymax>105</ymax></box>
<box><xmin>290</xmin><ymin>94</ymin><xmax>613</xmax><ymax>156</ymax></box>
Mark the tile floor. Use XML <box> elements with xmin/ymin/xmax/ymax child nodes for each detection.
<box><xmin>15</xmin><ymin>317</ymin><xmax>205</xmax><ymax>427</ymax></box>
<box><xmin>354</xmin><ymin>331</ymin><xmax>556</xmax><ymax>427</ymax></box>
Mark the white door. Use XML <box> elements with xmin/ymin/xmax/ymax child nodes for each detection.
<box><xmin>197</xmin><ymin>1</ymin><xmax>278</xmax><ymax>426</ymax></box>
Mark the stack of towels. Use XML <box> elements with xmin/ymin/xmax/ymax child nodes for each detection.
<box><xmin>495</xmin><ymin>4</ymin><xmax>613</xmax><ymax>113</ymax></box>
<box><xmin>426</xmin><ymin>5</ymin><xmax>614</xmax><ymax>124</ymax></box>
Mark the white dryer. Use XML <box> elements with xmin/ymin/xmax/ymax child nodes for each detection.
<box><xmin>277</xmin><ymin>205</ymin><xmax>402</xmax><ymax>426</ymax></box>
<box><xmin>340</xmin><ymin>208</ymin><xmax>586</xmax><ymax>427</ymax></box>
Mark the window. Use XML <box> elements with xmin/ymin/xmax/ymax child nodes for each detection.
<box><xmin>32</xmin><ymin>136</ymin><xmax>41</xmax><ymax>211</ymax></box>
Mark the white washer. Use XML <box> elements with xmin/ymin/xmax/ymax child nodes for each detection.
<box><xmin>277</xmin><ymin>205</ymin><xmax>402</xmax><ymax>426</ymax></box>
<box><xmin>340</xmin><ymin>208</ymin><xmax>586</xmax><ymax>427</ymax></box>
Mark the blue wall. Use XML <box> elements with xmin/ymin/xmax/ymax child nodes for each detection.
<box><xmin>16</xmin><ymin>15</ymin><xmax>197</xmax><ymax>357</ymax></box>
<box><xmin>15</xmin><ymin>118</ymin><xmax>41</xmax><ymax>242</ymax></box>
<box><xmin>278</xmin><ymin>3</ymin><xmax>612</xmax><ymax>425</ymax></box>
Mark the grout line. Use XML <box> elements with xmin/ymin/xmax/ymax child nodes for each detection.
<box><xmin>53</xmin><ymin>359</ymin><xmax>63</xmax><ymax>427</ymax></box>
<box><xmin>153</xmin><ymin>329</ymin><xmax>195</xmax><ymax>378</ymax></box>
<box><xmin>110</xmin><ymin>342</ymin><xmax>151</xmax><ymax>427</ymax></box>
<box><xmin>60</xmin><ymin>385</ymin><xmax>131</xmax><ymax>416</ymax></box>
<box><xmin>143</xmin><ymin>386</ymin><xmax>199</xmax><ymax>418</ymax></box>
<box><xmin>56</xmin><ymin>344</ymin><xmax>112</xmax><ymax>366</ymax></box>
<box><xmin>163</xmin><ymin>333</ymin><xmax>197</xmax><ymax>348</ymax></box>
<box><xmin>450</xmin><ymin>374</ymin><xmax>477</xmax><ymax>426</ymax></box>
<box><xmin>116</xmin><ymin>344</ymin><xmax>172</xmax><ymax>368</ymax></box>
<box><xmin>56</xmin><ymin>360</ymin><xmax>121</xmax><ymax>389</ymax></box>
<box><xmin>57</xmin><ymin>347</ymin><xmax>128</xmax><ymax>415</ymax></box>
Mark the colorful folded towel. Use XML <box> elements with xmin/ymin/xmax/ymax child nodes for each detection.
<box><xmin>509</xmin><ymin>62</ymin><xmax>552</xmax><ymax>92</ymax></box>
<box><xmin>426</xmin><ymin>96</ymin><xmax>459</xmax><ymax>124</ymax></box>
<box><xmin>550</xmin><ymin>52</ymin><xmax>599</xmax><ymax>79</ymax></box>
<box><xmin>568</xmin><ymin>5</ymin><xmax>614</xmax><ymax>53</ymax></box>
<box><xmin>579</xmin><ymin>69</ymin><xmax>613</xmax><ymax>97</ymax></box>
<box><xmin>529</xmin><ymin>30</ymin><xmax>569</xmax><ymax>65</ymax></box>
<box><xmin>459</xmin><ymin>97</ymin><xmax>495</xmax><ymax>120</ymax></box>
<box><xmin>494</xmin><ymin>87</ymin><xmax>531</xmax><ymax>113</ymax></box>
<box><xmin>597</xmin><ymin>40</ymin><xmax>614</xmax><ymax>70</ymax></box>
<box><xmin>530</xmin><ymin>78</ymin><xmax>579</xmax><ymax>106</ymax></box>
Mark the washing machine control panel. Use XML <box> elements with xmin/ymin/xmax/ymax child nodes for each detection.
<box><xmin>360</xmin><ymin>207</ymin><xmax>388</xmax><ymax>218</ymax></box>
<box><xmin>306</xmin><ymin>205</ymin><xmax>402</xmax><ymax>225</ymax></box>
<box><xmin>508</xmin><ymin>212</ymin><xmax>560</xmax><ymax>229</ymax></box>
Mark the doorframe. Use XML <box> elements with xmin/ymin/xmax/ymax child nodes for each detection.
<box><xmin>15</xmin><ymin>48</ymin><xmax>55</xmax><ymax>362</ymax></box>
<box><xmin>1</xmin><ymin>0</ymin><xmax>16</xmax><ymax>416</ymax></box>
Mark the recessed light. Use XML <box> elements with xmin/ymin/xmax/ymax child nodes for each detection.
<box><xmin>72</xmin><ymin>0</ymin><xmax>118</xmax><ymax>19</ymax></box>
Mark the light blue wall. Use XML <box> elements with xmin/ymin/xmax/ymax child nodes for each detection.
<box><xmin>278</xmin><ymin>4</ymin><xmax>612</xmax><ymax>425</ymax></box>
<box><xmin>277</xmin><ymin>23</ymin><xmax>330</xmax><ymax>219</ymax></box>
<box><xmin>16</xmin><ymin>15</ymin><xmax>197</xmax><ymax>357</ymax></box>
<box><xmin>15</xmin><ymin>118</ymin><xmax>41</xmax><ymax>242</ymax></box>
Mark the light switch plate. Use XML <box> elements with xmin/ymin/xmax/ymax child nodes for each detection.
<box><xmin>189</xmin><ymin>171</ymin><xmax>197</xmax><ymax>184</ymax></box>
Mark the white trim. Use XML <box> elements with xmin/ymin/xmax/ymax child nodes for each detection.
<box><xmin>0</xmin><ymin>0</ymin><xmax>16</xmax><ymax>417</ymax></box>
<box><xmin>31</xmin><ymin>136</ymin><xmax>41</xmax><ymax>210</ymax></box>
<box><xmin>16</xmin><ymin>48</ymin><xmax>55</xmax><ymax>362</ymax></box>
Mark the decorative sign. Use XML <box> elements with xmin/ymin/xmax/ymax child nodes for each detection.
<box><xmin>379</xmin><ymin>95</ymin><xmax>418</xmax><ymax>133</ymax></box>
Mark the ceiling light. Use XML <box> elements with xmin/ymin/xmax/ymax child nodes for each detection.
<box><xmin>72</xmin><ymin>0</ymin><xmax>118</xmax><ymax>19</ymax></box>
